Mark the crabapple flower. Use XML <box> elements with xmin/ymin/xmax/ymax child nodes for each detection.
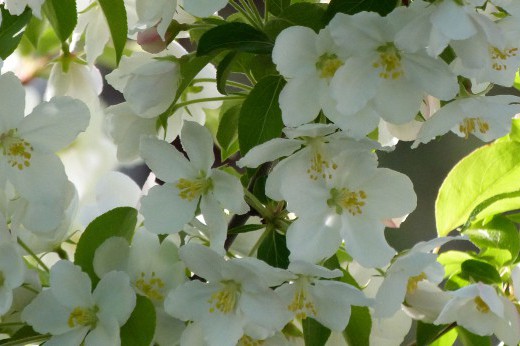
<box><xmin>238</xmin><ymin>123</ymin><xmax>378</xmax><ymax>201</ymax></box>
<box><xmin>275</xmin><ymin>261</ymin><xmax>369</xmax><ymax>331</ymax></box>
<box><xmin>0</xmin><ymin>0</ymin><xmax>44</xmax><ymax>17</ymax></box>
<box><xmin>93</xmin><ymin>230</ymin><xmax>186</xmax><ymax>345</ymax></box>
<box><xmin>403</xmin><ymin>280</ymin><xmax>453</xmax><ymax>323</ymax></box>
<box><xmin>0</xmin><ymin>72</ymin><xmax>89</xmax><ymax>233</ymax></box>
<box><xmin>434</xmin><ymin>283</ymin><xmax>520</xmax><ymax>345</ymax></box>
<box><xmin>281</xmin><ymin>150</ymin><xmax>416</xmax><ymax>267</ymax></box>
<box><xmin>133</xmin><ymin>0</ymin><xmax>178</xmax><ymax>38</ymax></box>
<box><xmin>139</xmin><ymin>121</ymin><xmax>249</xmax><ymax>253</ymax></box>
<box><xmin>413</xmin><ymin>95</ymin><xmax>520</xmax><ymax>147</ymax></box>
<box><xmin>328</xmin><ymin>11</ymin><xmax>458</xmax><ymax>125</ymax></box>
<box><xmin>373</xmin><ymin>237</ymin><xmax>459</xmax><ymax>318</ymax></box>
<box><xmin>22</xmin><ymin>261</ymin><xmax>136</xmax><ymax>346</ymax></box>
<box><xmin>0</xmin><ymin>241</ymin><xmax>25</xmax><ymax>315</ymax></box>
<box><xmin>164</xmin><ymin>243</ymin><xmax>293</xmax><ymax>346</ymax></box>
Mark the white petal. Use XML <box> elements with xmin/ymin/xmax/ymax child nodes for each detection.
<box><xmin>237</xmin><ymin>138</ymin><xmax>303</xmax><ymax>168</ymax></box>
<box><xmin>181</xmin><ymin>121</ymin><xmax>215</xmax><ymax>174</ymax></box>
<box><xmin>273</xmin><ymin>26</ymin><xmax>318</xmax><ymax>78</ymax></box>
<box><xmin>240</xmin><ymin>289</ymin><xmax>292</xmax><ymax>331</ymax></box>
<box><xmin>50</xmin><ymin>261</ymin><xmax>93</xmax><ymax>309</ymax></box>
<box><xmin>494</xmin><ymin>297</ymin><xmax>520</xmax><ymax>346</ymax></box>
<box><xmin>84</xmin><ymin>316</ymin><xmax>120</xmax><ymax>346</ymax></box>
<box><xmin>374</xmin><ymin>272</ymin><xmax>408</xmax><ymax>318</ymax></box>
<box><xmin>179</xmin><ymin>242</ymin><xmax>225</xmax><ymax>283</ymax></box>
<box><xmin>164</xmin><ymin>281</ymin><xmax>215</xmax><ymax>321</ymax></box>
<box><xmin>0</xmin><ymin>72</ymin><xmax>25</xmax><ymax>131</ymax></box>
<box><xmin>93</xmin><ymin>237</ymin><xmax>130</xmax><ymax>278</ymax></box>
<box><xmin>140</xmin><ymin>137</ymin><xmax>195</xmax><ymax>183</ymax></box>
<box><xmin>45</xmin><ymin>329</ymin><xmax>89</xmax><ymax>346</ymax></box>
<box><xmin>22</xmin><ymin>289</ymin><xmax>72</xmax><ymax>335</ymax></box>
<box><xmin>183</xmin><ymin>0</ymin><xmax>228</xmax><ymax>17</ymax></box>
<box><xmin>140</xmin><ymin>184</ymin><xmax>197</xmax><ymax>234</ymax></box>
<box><xmin>373</xmin><ymin>78</ymin><xmax>424</xmax><ymax>124</ymax></box>
<box><xmin>211</xmin><ymin>169</ymin><xmax>248</xmax><ymax>214</ymax></box>
<box><xmin>279</xmin><ymin>76</ymin><xmax>322</xmax><ymax>126</ymax></box>
<box><xmin>430</xmin><ymin>1</ymin><xmax>476</xmax><ymax>40</ymax></box>
<box><xmin>20</xmin><ymin>96</ymin><xmax>90</xmax><ymax>152</ymax></box>
<box><xmin>94</xmin><ymin>271</ymin><xmax>136</xmax><ymax>326</ymax></box>
<box><xmin>200</xmin><ymin>194</ymin><xmax>228</xmax><ymax>255</ymax></box>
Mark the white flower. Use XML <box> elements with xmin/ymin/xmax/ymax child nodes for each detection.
<box><xmin>22</xmin><ymin>261</ymin><xmax>136</xmax><ymax>346</ymax></box>
<box><xmin>275</xmin><ymin>260</ymin><xmax>369</xmax><ymax>331</ymax></box>
<box><xmin>1</xmin><ymin>0</ymin><xmax>44</xmax><ymax>17</ymax></box>
<box><xmin>434</xmin><ymin>283</ymin><xmax>520</xmax><ymax>346</ymax></box>
<box><xmin>139</xmin><ymin>121</ymin><xmax>248</xmax><ymax>253</ymax></box>
<box><xmin>133</xmin><ymin>0</ymin><xmax>178</xmax><ymax>38</ymax></box>
<box><xmin>0</xmin><ymin>241</ymin><xmax>25</xmax><ymax>315</ymax></box>
<box><xmin>164</xmin><ymin>243</ymin><xmax>293</xmax><ymax>346</ymax></box>
<box><xmin>280</xmin><ymin>150</ymin><xmax>416</xmax><ymax>268</ymax></box>
<box><xmin>413</xmin><ymin>95</ymin><xmax>520</xmax><ymax>147</ymax></box>
<box><xmin>328</xmin><ymin>11</ymin><xmax>458</xmax><ymax>126</ymax></box>
<box><xmin>373</xmin><ymin>237</ymin><xmax>458</xmax><ymax>318</ymax></box>
<box><xmin>403</xmin><ymin>280</ymin><xmax>453</xmax><ymax>323</ymax></box>
<box><xmin>94</xmin><ymin>230</ymin><xmax>186</xmax><ymax>345</ymax></box>
<box><xmin>0</xmin><ymin>72</ymin><xmax>89</xmax><ymax>233</ymax></box>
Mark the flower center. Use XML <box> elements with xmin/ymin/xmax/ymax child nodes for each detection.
<box><xmin>67</xmin><ymin>306</ymin><xmax>99</xmax><ymax>328</ymax></box>
<box><xmin>135</xmin><ymin>271</ymin><xmax>165</xmax><ymax>302</ymax></box>
<box><xmin>373</xmin><ymin>43</ymin><xmax>403</xmax><ymax>80</ymax></box>
<box><xmin>489</xmin><ymin>46</ymin><xmax>518</xmax><ymax>71</ymax></box>
<box><xmin>0</xmin><ymin>129</ymin><xmax>33</xmax><ymax>170</ymax></box>
<box><xmin>316</xmin><ymin>53</ymin><xmax>343</xmax><ymax>79</ymax></box>
<box><xmin>288</xmin><ymin>286</ymin><xmax>317</xmax><ymax>320</ymax></box>
<box><xmin>328</xmin><ymin>187</ymin><xmax>367</xmax><ymax>215</ymax></box>
<box><xmin>459</xmin><ymin>118</ymin><xmax>489</xmax><ymax>139</ymax></box>
<box><xmin>406</xmin><ymin>272</ymin><xmax>427</xmax><ymax>294</ymax></box>
<box><xmin>238</xmin><ymin>336</ymin><xmax>265</xmax><ymax>346</ymax></box>
<box><xmin>176</xmin><ymin>177</ymin><xmax>212</xmax><ymax>201</ymax></box>
<box><xmin>307</xmin><ymin>152</ymin><xmax>338</xmax><ymax>181</ymax></box>
<box><xmin>474</xmin><ymin>296</ymin><xmax>490</xmax><ymax>313</ymax></box>
<box><xmin>208</xmin><ymin>281</ymin><xmax>240</xmax><ymax>314</ymax></box>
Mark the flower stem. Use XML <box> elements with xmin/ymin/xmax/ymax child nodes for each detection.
<box><xmin>0</xmin><ymin>334</ymin><xmax>51</xmax><ymax>346</ymax></box>
<box><xmin>17</xmin><ymin>238</ymin><xmax>49</xmax><ymax>272</ymax></box>
<box><xmin>173</xmin><ymin>95</ymin><xmax>245</xmax><ymax>112</ymax></box>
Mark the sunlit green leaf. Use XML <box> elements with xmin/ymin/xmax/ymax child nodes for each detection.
<box><xmin>460</xmin><ymin>259</ymin><xmax>501</xmax><ymax>284</ymax></box>
<box><xmin>0</xmin><ymin>7</ymin><xmax>32</xmax><ymax>59</ymax></box>
<box><xmin>257</xmin><ymin>229</ymin><xmax>290</xmax><ymax>269</ymax></box>
<box><xmin>97</xmin><ymin>0</ymin><xmax>127</xmax><ymax>64</ymax></box>
<box><xmin>42</xmin><ymin>0</ymin><xmax>77</xmax><ymax>42</ymax></box>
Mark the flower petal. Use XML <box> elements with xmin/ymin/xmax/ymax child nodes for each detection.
<box><xmin>0</xmin><ymin>72</ymin><xmax>25</xmax><ymax>131</ymax></box>
<box><xmin>211</xmin><ymin>169</ymin><xmax>248</xmax><ymax>214</ymax></box>
<box><xmin>181</xmin><ymin>121</ymin><xmax>214</xmax><ymax>174</ymax></box>
<box><xmin>50</xmin><ymin>261</ymin><xmax>93</xmax><ymax>309</ymax></box>
<box><xmin>94</xmin><ymin>271</ymin><xmax>136</xmax><ymax>326</ymax></box>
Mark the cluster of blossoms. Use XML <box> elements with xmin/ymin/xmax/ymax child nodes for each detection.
<box><xmin>1</xmin><ymin>0</ymin><xmax>520</xmax><ymax>345</ymax></box>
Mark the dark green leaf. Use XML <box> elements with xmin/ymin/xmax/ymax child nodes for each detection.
<box><xmin>257</xmin><ymin>229</ymin><xmax>290</xmax><ymax>269</ymax></box>
<box><xmin>303</xmin><ymin>318</ymin><xmax>331</xmax><ymax>346</ymax></box>
<box><xmin>416</xmin><ymin>321</ymin><xmax>451</xmax><ymax>346</ymax></box>
<box><xmin>324</xmin><ymin>0</ymin><xmax>396</xmax><ymax>23</ymax></box>
<box><xmin>343</xmin><ymin>306</ymin><xmax>371</xmax><ymax>346</ymax></box>
<box><xmin>0</xmin><ymin>7</ymin><xmax>32</xmax><ymax>59</ymax></box>
<box><xmin>216</xmin><ymin>51</ymin><xmax>237</xmax><ymax>94</ymax></box>
<box><xmin>457</xmin><ymin>326</ymin><xmax>491</xmax><ymax>346</ymax></box>
<box><xmin>464</xmin><ymin>216</ymin><xmax>520</xmax><ymax>263</ymax></box>
<box><xmin>74</xmin><ymin>207</ymin><xmax>137</xmax><ymax>286</ymax></box>
<box><xmin>250</xmin><ymin>54</ymin><xmax>278</xmax><ymax>80</ymax></box>
<box><xmin>23</xmin><ymin>16</ymin><xmax>43</xmax><ymax>49</ymax></box>
<box><xmin>217</xmin><ymin>104</ymin><xmax>241</xmax><ymax>151</ymax></box>
<box><xmin>42</xmin><ymin>0</ymin><xmax>77</xmax><ymax>42</ymax></box>
<box><xmin>228</xmin><ymin>223</ymin><xmax>265</xmax><ymax>234</ymax></box>
<box><xmin>120</xmin><ymin>295</ymin><xmax>156</xmax><ymax>346</ymax></box>
<box><xmin>460</xmin><ymin>259</ymin><xmax>501</xmax><ymax>284</ymax></box>
<box><xmin>97</xmin><ymin>0</ymin><xmax>127</xmax><ymax>64</ymax></box>
<box><xmin>265</xmin><ymin>2</ymin><xmax>327</xmax><ymax>38</ymax></box>
<box><xmin>197</xmin><ymin>22</ymin><xmax>273</xmax><ymax>56</ymax></box>
<box><xmin>238</xmin><ymin>75</ymin><xmax>285</xmax><ymax>155</ymax></box>
<box><xmin>267</xmin><ymin>0</ymin><xmax>290</xmax><ymax>16</ymax></box>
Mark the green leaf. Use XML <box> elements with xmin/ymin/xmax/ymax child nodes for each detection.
<box><xmin>303</xmin><ymin>317</ymin><xmax>331</xmax><ymax>346</ymax></box>
<box><xmin>238</xmin><ymin>75</ymin><xmax>285</xmax><ymax>155</ymax></box>
<box><xmin>0</xmin><ymin>7</ymin><xmax>32</xmax><ymax>59</ymax></box>
<box><xmin>460</xmin><ymin>259</ymin><xmax>502</xmax><ymax>284</ymax></box>
<box><xmin>343</xmin><ymin>306</ymin><xmax>371</xmax><ymax>346</ymax></box>
<box><xmin>120</xmin><ymin>295</ymin><xmax>156</xmax><ymax>346</ymax></box>
<box><xmin>74</xmin><ymin>207</ymin><xmax>137</xmax><ymax>286</ymax></box>
<box><xmin>464</xmin><ymin>216</ymin><xmax>520</xmax><ymax>263</ymax></box>
<box><xmin>267</xmin><ymin>0</ymin><xmax>290</xmax><ymax>15</ymax></box>
<box><xmin>97</xmin><ymin>0</ymin><xmax>127</xmax><ymax>65</ymax></box>
<box><xmin>257</xmin><ymin>229</ymin><xmax>290</xmax><ymax>269</ymax></box>
<box><xmin>324</xmin><ymin>0</ymin><xmax>397</xmax><ymax>23</ymax></box>
<box><xmin>197</xmin><ymin>22</ymin><xmax>273</xmax><ymax>56</ymax></box>
<box><xmin>216</xmin><ymin>51</ymin><xmax>237</xmax><ymax>94</ymax></box>
<box><xmin>437</xmin><ymin>251</ymin><xmax>475</xmax><ymax>279</ymax></box>
<box><xmin>217</xmin><ymin>104</ymin><xmax>241</xmax><ymax>152</ymax></box>
<box><xmin>416</xmin><ymin>322</ymin><xmax>453</xmax><ymax>346</ymax></box>
<box><xmin>42</xmin><ymin>0</ymin><xmax>77</xmax><ymax>42</ymax></box>
<box><xmin>23</xmin><ymin>16</ymin><xmax>44</xmax><ymax>49</ymax></box>
<box><xmin>457</xmin><ymin>326</ymin><xmax>491</xmax><ymax>346</ymax></box>
<box><xmin>228</xmin><ymin>223</ymin><xmax>265</xmax><ymax>234</ymax></box>
<box><xmin>265</xmin><ymin>3</ymin><xmax>327</xmax><ymax>38</ymax></box>
<box><xmin>430</xmin><ymin>328</ymin><xmax>458</xmax><ymax>346</ymax></box>
<box><xmin>436</xmin><ymin>141</ymin><xmax>520</xmax><ymax>236</ymax></box>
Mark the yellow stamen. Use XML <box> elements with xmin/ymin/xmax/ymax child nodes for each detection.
<box><xmin>238</xmin><ymin>335</ymin><xmax>265</xmax><ymax>346</ymax></box>
<box><xmin>135</xmin><ymin>271</ymin><xmax>165</xmax><ymax>301</ymax></box>
<box><xmin>316</xmin><ymin>53</ymin><xmax>344</xmax><ymax>79</ymax></box>
<box><xmin>67</xmin><ymin>306</ymin><xmax>99</xmax><ymax>328</ymax></box>
<box><xmin>0</xmin><ymin>129</ymin><xmax>33</xmax><ymax>170</ymax></box>
<box><xmin>459</xmin><ymin>118</ymin><xmax>489</xmax><ymax>139</ymax></box>
<box><xmin>288</xmin><ymin>287</ymin><xmax>317</xmax><ymax>320</ymax></box>
<box><xmin>328</xmin><ymin>188</ymin><xmax>367</xmax><ymax>215</ymax></box>
<box><xmin>208</xmin><ymin>281</ymin><xmax>240</xmax><ymax>314</ymax></box>
<box><xmin>373</xmin><ymin>43</ymin><xmax>403</xmax><ymax>80</ymax></box>
<box><xmin>474</xmin><ymin>296</ymin><xmax>490</xmax><ymax>313</ymax></box>
<box><xmin>306</xmin><ymin>152</ymin><xmax>337</xmax><ymax>181</ymax></box>
<box><xmin>406</xmin><ymin>272</ymin><xmax>427</xmax><ymax>294</ymax></box>
<box><xmin>176</xmin><ymin>177</ymin><xmax>212</xmax><ymax>201</ymax></box>
<box><xmin>490</xmin><ymin>46</ymin><xmax>518</xmax><ymax>71</ymax></box>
